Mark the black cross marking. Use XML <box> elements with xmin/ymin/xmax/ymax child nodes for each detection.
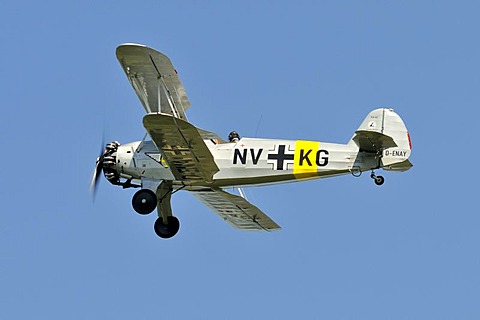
<box><xmin>268</xmin><ymin>145</ymin><xmax>294</xmax><ymax>170</ymax></box>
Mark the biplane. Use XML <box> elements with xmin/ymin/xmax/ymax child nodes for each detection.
<box><xmin>91</xmin><ymin>43</ymin><xmax>413</xmax><ymax>239</ymax></box>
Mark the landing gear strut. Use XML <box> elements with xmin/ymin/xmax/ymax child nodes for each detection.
<box><xmin>370</xmin><ymin>171</ymin><xmax>385</xmax><ymax>186</ymax></box>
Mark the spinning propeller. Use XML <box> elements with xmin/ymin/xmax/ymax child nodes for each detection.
<box><xmin>90</xmin><ymin>139</ymin><xmax>121</xmax><ymax>200</ymax></box>
<box><xmin>90</xmin><ymin>138</ymin><xmax>106</xmax><ymax>199</ymax></box>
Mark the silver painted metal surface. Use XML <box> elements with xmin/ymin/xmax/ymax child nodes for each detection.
<box><xmin>116</xmin><ymin>43</ymin><xmax>190</xmax><ymax>119</ymax></box>
<box><xmin>107</xmin><ymin>44</ymin><xmax>413</xmax><ymax>234</ymax></box>
<box><xmin>191</xmin><ymin>189</ymin><xmax>281</xmax><ymax>231</ymax></box>
<box><xmin>143</xmin><ymin>113</ymin><xmax>219</xmax><ymax>185</ymax></box>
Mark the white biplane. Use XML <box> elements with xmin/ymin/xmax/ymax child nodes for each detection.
<box><xmin>91</xmin><ymin>43</ymin><xmax>413</xmax><ymax>239</ymax></box>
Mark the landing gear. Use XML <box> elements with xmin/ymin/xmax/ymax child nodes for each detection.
<box><xmin>131</xmin><ymin>183</ymin><xmax>181</xmax><ymax>238</ymax></box>
<box><xmin>154</xmin><ymin>216</ymin><xmax>180</xmax><ymax>239</ymax></box>
<box><xmin>370</xmin><ymin>171</ymin><xmax>385</xmax><ymax>186</ymax></box>
<box><xmin>132</xmin><ymin>189</ymin><xmax>157</xmax><ymax>215</ymax></box>
<box><xmin>374</xmin><ymin>176</ymin><xmax>385</xmax><ymax>186</ymax></box>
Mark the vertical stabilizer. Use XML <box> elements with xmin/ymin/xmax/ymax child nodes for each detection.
<box><xmin>352</xmin><ymin>108</ymin><xmax>412</xmax><ymax>171</ymax></box>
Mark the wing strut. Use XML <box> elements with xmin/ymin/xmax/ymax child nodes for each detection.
<box><xmin>160</xmin><ymin>77</ymin><xmax>180</xmax><ymax>118</ymax></box>
<box><xmin>238</xmin><ymin>187</ymin><xmax>247</xmax><ymax>200</ymax></box>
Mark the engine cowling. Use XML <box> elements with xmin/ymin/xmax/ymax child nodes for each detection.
<box><xmin>102</xmin><ymin>141</ymin><xmax>121</xmax><ymax>185</ymax></box>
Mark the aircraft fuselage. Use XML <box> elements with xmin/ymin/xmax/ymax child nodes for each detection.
<box><xmin>115</xmin><ymin>138</ymin><xmax>379</xmax><ymax>189</ymax></box>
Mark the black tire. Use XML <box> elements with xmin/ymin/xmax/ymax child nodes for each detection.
<box><xmin>374</xmin><ymin>175</ymin><xmax>385</xmax><ymax>186</ymax></box>
<box><xmin>132</xmin><ymin>189</ymin><xmax>157</xmax><ymax>215</ymax></box>
<box><xmin>154</xmin><ymin>216</ymin><xmax>180</xmax><ymax>239</ymax></box>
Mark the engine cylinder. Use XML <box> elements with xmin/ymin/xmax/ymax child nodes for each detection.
<box><xmin>102</xmin><ymin>141</ymin><xmax>121</xmax><ymax>185</ymax></box>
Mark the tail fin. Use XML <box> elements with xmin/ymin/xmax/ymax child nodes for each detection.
<box><xmin>351</xmin><ymin>108</ymin><xmax>413</xmax><ymax>171</ymax></box>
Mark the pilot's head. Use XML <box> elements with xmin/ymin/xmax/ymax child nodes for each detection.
<box><xmin>228</xmin><ymin>131</ymin><xmax>240</xmax><ymax>142</ymax></box>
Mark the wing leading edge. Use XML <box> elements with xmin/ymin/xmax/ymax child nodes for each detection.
<box><xmin>116</xmin><ymin>43</ymin><xmax>190</xmax><ymax>120</ymax></box>
<box><xmin>191</xmin><ymin>189</ymin><xmax>281</xmax><ymax>231</ymax></box>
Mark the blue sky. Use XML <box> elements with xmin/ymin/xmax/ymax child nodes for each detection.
<box><xmin>1</xmin><ymin>1</ymin><xmax>479</xmax><ymax>319</ymax></box>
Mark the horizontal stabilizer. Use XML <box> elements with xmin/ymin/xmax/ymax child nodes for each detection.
<box><xmin>382</xmin><ymin>159</ymin><xmax>413</xmax><ymax>172</ymax></box>
<box><xmin>352</xmin><ymin>130</ymin><xmax>398</xmax><ymax>153</ymax></box>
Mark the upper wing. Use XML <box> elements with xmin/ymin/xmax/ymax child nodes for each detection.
<box><xmin>191</xmin><ymin>189</ymin><xmax>281</xmax><ymax>231</ymax></box>
<box><xmin>143</xmin><ymin>113</ymin><xmax>219</xmax><ymax>184</ymax></box>
<box><xmin>116</xmin><ymin>43</ymin><xmax>190</xmax><ymax>120</ymax></box>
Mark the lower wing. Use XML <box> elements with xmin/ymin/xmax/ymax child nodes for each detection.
<box><xmin>191</xmin><ymin>188</ymin><xmax>281</xmax><ymax>231</ymax></box>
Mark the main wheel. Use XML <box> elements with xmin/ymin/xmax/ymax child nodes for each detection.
<box><xmin>374</xmin><ymin>175</ymin><xmax>385</xmax><ymax>186</ymax></box>
<box><xmin>154</xmin><ymin>216</ymin><xmax>180</xmax><ymax>239</ymax></box>
<box><xmin>132</xmin><ymin>189</ymin><xmax>157</xmax><ymax>215</ymax></box>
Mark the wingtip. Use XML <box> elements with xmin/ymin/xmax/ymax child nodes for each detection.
<box><xmin>117</xmin><ymin>42</ymin><xmax>147</xmax><ymax>48</ymax></box>
<box><xmin>116</xmin><ymin>43</ymin><xmax>148</xmax><ymax>55</ymax></box>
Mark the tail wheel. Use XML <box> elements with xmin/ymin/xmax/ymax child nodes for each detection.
<box><xmin>374</xmin><ymin>175</ymin><xmax>385</xmax><ymax>186</ymax></box>
<box><xmin>132</xmin><ymin>189</ymin><xmax>157</xmax><ymax>215</ymax></box>
<box><xmin>154</xmin><ymin>216</ymin><xmax>180</xmax><ymax>239</ymax></box>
